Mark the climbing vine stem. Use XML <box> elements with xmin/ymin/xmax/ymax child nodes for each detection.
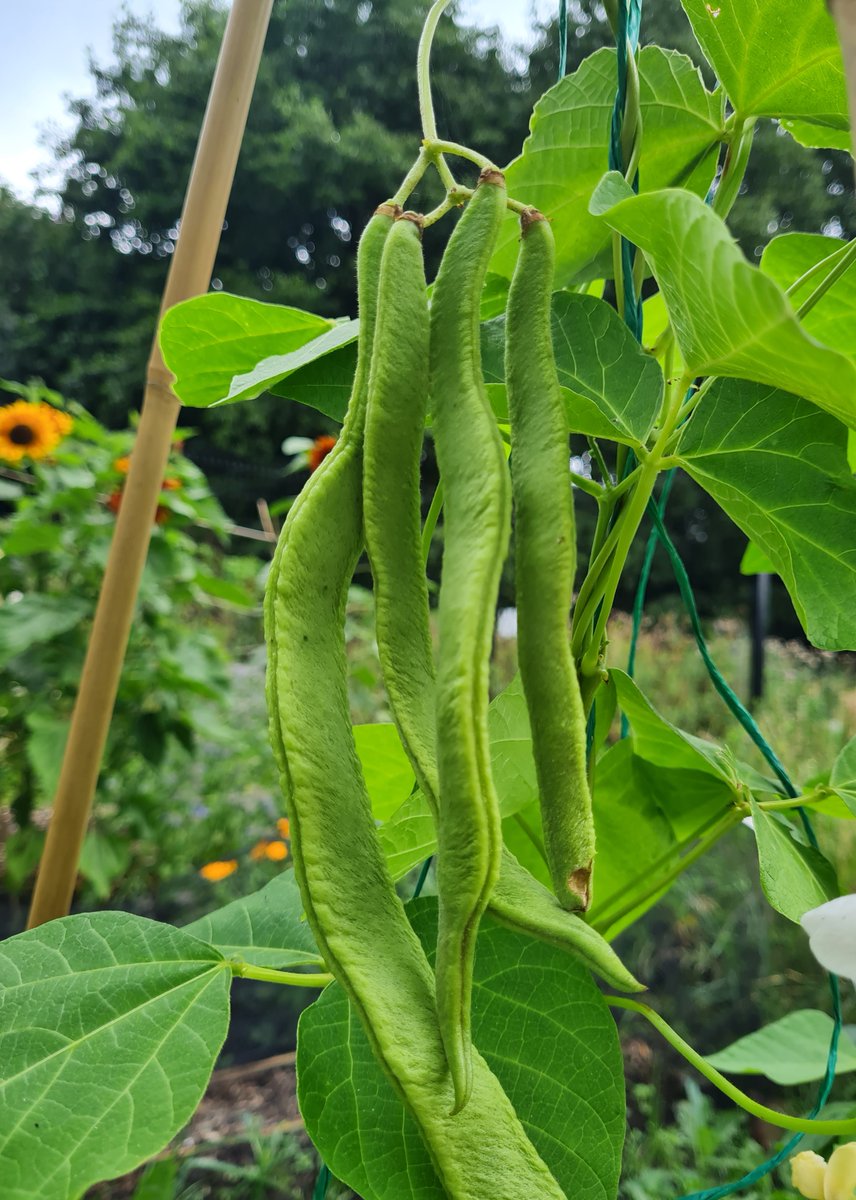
<box><xmin>607</xmin><ymin>995</ymin><xmax>856</xmax><ymax>1137</ymax></box>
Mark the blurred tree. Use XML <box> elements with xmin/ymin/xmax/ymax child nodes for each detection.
<box><xmin>0</xmin><ymin>0</ymin><xmax>851</xmax><ymax>629</ymax></box>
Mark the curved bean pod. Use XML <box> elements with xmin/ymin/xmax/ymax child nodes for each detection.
<box><xmin>429</xmin><ymin>169</ymin><xmax>511</xmax><ymax>1112</ymax></box>
<box><xmin>363</xmin><ymin>214</ymin><xmax>640</xmax><ymax>995</ymax></box>
<box><xmin>506</xmin><ymin>209</ymin><xmax>596</xmax><ymax>911</ymax></box>
<box><xmin>267</xmin><ymin>205</ymin><xmax>567</xmax><ymax>1198</ymax></box>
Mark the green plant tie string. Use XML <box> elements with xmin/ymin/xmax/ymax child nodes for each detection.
<box><xmin>313</xmin><ymin>1162</ymin><xmax>331</xmax><ymax>1199</ymax></box>
<box><xmin>608</xmin><ymin>0</ymin><xmax>643</xmax><ymax>337</ymax></box>
<box><xmin>558</xmin><ymin>0</ymin><xmax>568</xmax><ymax>78</ymax></box>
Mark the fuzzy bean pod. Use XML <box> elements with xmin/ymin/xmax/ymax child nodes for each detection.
<box><xmin>363</xmin><ymin>213</ymin><xmax>640</xmax><ymax>996</ymax></box>
<box><xmin>266</xmin><ymin>205</ymin><xmax>567</xmax><ymax>1199</ymax></box>
<box><xmin>506</xmin><ymin>209</ymin><xmax>596</xmax><ymax>911</ymax></box>
<box><xmin>429</xmin><ymin>169</ymin><xmax>511</xmax><ymax>1112</ymax></box>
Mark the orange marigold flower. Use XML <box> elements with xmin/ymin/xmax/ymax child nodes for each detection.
<box><xmin>0</xmin><ymin>401</ymin><xmax>62</xmax><ymax>464</ymax></box>
<box><xmin>105</xmin><ymin>488</ymin><xmax>170</xmax><ymax>525</ymax></box>
<box><xmin>264</xmin><ymin>840</ymin><xmax>289</xmax><ymax>862</ymax></box>
<box><xmin>199</xmin><ymin>859</ymin><xmax>238</xmax><ymax>882</ymax></box>
<box><xmin>161</xmin><ymin>476</ymin><xmax>181</xmax><ymax>491</ymax></box>
<box><xmin>249</xmin><ymin>839</ymin><xmax>271</xmax><ymax>861</ymax></box>
<box><xmin>276</xmin><ymin>817</ymin><xmax>290</xmax><ymax>839</ymax></box>
<box><xmin>114</xmin><ymin>456</ymin><xmax>131</xmax><ymax>474</ymax></box>
<box><xmin>308</xmin><ymin>434</ymin><xmax>337</xmax><ymax>472</ymax></box>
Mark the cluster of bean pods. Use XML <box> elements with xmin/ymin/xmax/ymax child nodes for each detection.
<box><xmin>265</xmin><ymin>171</ymin><xmax>641</xmax><ymax>1195</ymax></box>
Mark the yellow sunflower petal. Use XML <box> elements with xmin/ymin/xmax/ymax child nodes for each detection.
<box><xmin>0</xmin><ymin>401</ymin><xmax>61</xmax><ymax>464</ymax></box>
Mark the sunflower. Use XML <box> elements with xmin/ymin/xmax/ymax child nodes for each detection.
<box><xmin>43</xmin><ymin>406</ymin><xmax>74</xmax><ymax>438</ymax></box>
<box><xmin>0</xmin><ymin>401</ymin><xmax>63</xmax><ymax>464</ymax></box>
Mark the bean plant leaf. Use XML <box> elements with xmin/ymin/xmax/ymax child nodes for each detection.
<box><xmin>780</xmin><ymin>120</ymin><xmax>853</xmax><ymax>153</ymax></box>
<box><xmin>611</xmin><ymin>669</ymin><xmax>737</xmax><ymax>786</ymax></box>
<box><xmin>760</xmin><ymin>233</ymin><xmax>856</xmax><ymax>359</ymax></box>
<box><xmin>589</xmin><ymin>740</ymin><xmax>677</xmax><ymax>938</ymax></box>
<box><xmin>0</xmin><ymin>913</ymin><xmax>230</xmax><ymax>1200</ymax></box>
<box><xmin>739</xmin><ymin>540</ymin><xmax>777</xmax><ymax>576</ymax></box>
<box><xmin>298</xmin><ymin>901</ymin><xmax>624</xmax><ymax>1200</ymax></box>
<box><xmin>184</xmin><ymin>869</ymin><xmax>321</xmax><ymax>970</ymax></box>
<box><xmin>482</xmin><ymin>293</ymin><xmax>663</xmax><ymax>447</ymax></box>
<box><xmin>707</xmin><ymin>1010</ymin><xmax>856</xmax><ymax>1086</ymax></box>
<box><xmin>353</xmin><ymin>723</ymin><xmax>415</xmax><ymax>822</ymax></box>
<box><xmin>830</xmin><ymin>737</ymin><xmax>856</xmax><ymax>815</ymax></box>
<box><xmin>678</xmin><ymin>379</ymin><xmax>856</xmax><ymax>650</ymax></box>
<box><xmin>158</xmin><ymin>292</ymin><xmax>341</xmax><ymax>408</ymax></box>
<box><xmin>490</xmin><ymin>46</ymin><xmax>723</xmax><ymax>285</ymax></box>
<box><xmin>591</xmin><ymin>176</ymin><xmax>856</xmax><ymax>427</ymax></box>
<box><xmin>680</xmin><ymin>0</ymin><xmax>849</xmax><ymax>126</ymax></box>
<box><xmin>749</xmin><ymin>800</ymin><xmax>839</xmax><ymax>923</ymax></box>
<box><xmin>0</xmin><ymin>595</ymin><xmax>90</xmax><ymax>666</ymax></box>
<box><xmin>271</xmin><ymin>342</ymin><xmax>358</xmax><ymax>424</ymax></box>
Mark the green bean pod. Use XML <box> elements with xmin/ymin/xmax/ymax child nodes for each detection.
<box><xmin>429</xmin><ymin>169</ymin><xmax>511</xmax><ymax>1113</ymax></box>
<box><xmin>506</xmin><ymin>209</ymin><xmax>596</xmax><ymax>911</ymax></box>
<box><xmin>364</xmin><ymin>210</ymin><xmax>435</xmax><ymax>775</ymax></box>
<box><xmin>267</xmin><ymin>205</ymin><xmax>567</xmax><ymax>1198</ymax></box>
<box><xmin>363</xmin><ymin>213</ymin><xmax>640</xmax><ymax>996</ymax></box>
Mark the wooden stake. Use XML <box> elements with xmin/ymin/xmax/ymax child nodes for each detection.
<box><xmin>28</xmin><ymin>0</ymin><xmax>275</xmax><ymax>928</ymax></box>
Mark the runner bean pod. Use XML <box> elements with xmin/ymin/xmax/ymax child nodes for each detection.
<box><xmin>363</xmin><ymin>209</ymin><xmax>640</xmax><ymax>995</ymax></box>
<box><xmin>429</xmin><ymin>168</ymin><xmax>511</xmax><ymax>1113</ymax></box>
<box><xmin>506</xmin><ymin>209</ymin><xmax>596</xmax><ymax>910</ymax></box>
<box><xmin>266</xmin><ymin>205</ymin><xmax>568</xmax><ymax>1198</ymax></box>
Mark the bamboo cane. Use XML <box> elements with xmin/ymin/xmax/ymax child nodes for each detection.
<box><xmin>27</xmin><ymin>0</ymin><xmax>275</xmax><ymax>928</ymax></box>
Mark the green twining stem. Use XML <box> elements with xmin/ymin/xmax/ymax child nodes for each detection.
<box><xmin>787</xmin><ymin>235</ymin><xmax>856</xmax><ymax>302</ymax></box>
<box><xmin>712</xmin><ymin>117</ymin><xmax>756</xmax><ymax>219</ymax></box>
<box><xmin>417</xmin><ymin>0</ymin><xmax>456</xmax><ymax>191</ymax></box>
<box><xmin>232</xmin><ymin>961</ymin><xmax>333</xmax><ymax>988</ymax></box>
<box><xmin>795</xmin><ymin>235</ymin><xmax>856</xmax><ymax>319</ymax></box>
<box><xmin>392</xmin><ymin>149</ymin><xmax>431</xmax><ymax>207</ymax></box>
<box><xmin>606</xmin><ymin>995</ymin><xmax>856</xmax><ymax>1136</ymax></box>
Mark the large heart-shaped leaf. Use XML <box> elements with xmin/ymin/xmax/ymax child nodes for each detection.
<box><xmin>591</xmin><ymin>176</ymin><xmax>856</xmax><ymax>428</ymax></box>
<box><xmin>679</xmin><ymin>379</ymin><xmax>856</xmax><ymax>650</ymax></box>
<box><xmin>589</xmin><ymin>740</ymin><xmax>677</xmax><ymax>938</ymax></box>
<box><xmin>271</xmin><ymin>342</ymin><xmax>357</xmax><ymax>423</ymax></box>
<box><xmin>482</xmin><ymin>293</ymin><xmax>663</xmax><ymax>447</ymax></box>
<box><xmin>297</xmin><ymin>902</ymin><xmax>625</xmax><ymax>1200</ymax></box>
<box><xmin>158</xmin><ymin>292</ymin><xmax>341</xmax><ymax>408</ymax></box>
<box><xmin>707</xmin><ymin>1010</ymin><xmax>856</xmax><ymax>1086</ymax></box>
<box><xmin>490</xmin><ymin>46</ymin><xmax>723</xmax><ymax>285</ymax></box>
<box><xmin>611</xmin><ymin>669</ymin><xmax>737</xmax><ymax>786</ymax></box>
<box><xmin>680</xmin><ymin>0</ymin><xmax>848</xmax><ymax>127</ymax></box>
<box><xmin>750</xmin><ymin>801</ymin><xmax>839</xmax><ymax>923</ymax></box>
<box><xmin>0</xmin><ymin>913</ymin><xmax>230</xmax><ymax>1200</ymax></box>
<box><xmin>761</xmin><ymin>233</ymin><xmax>856</xmax><ymax>359</ymax></box>
<box><xmin>184</xmin><ymin>869</ymin><xmax>321</xmax><ymax>971</ymax></box>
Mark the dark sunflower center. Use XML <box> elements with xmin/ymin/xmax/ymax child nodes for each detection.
<box><xmin>9</xmin><ymin>424</ymin><xmax>36</xmax><ymax>446</ymax></box>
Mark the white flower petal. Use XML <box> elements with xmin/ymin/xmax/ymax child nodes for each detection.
<box><xmin>801</xmin><ymin>895</ymin><xmax>856</xmax><ymax>982</ymax></box>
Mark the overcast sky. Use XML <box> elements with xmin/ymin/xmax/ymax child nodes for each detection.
<box><xmin>1</xmin><ymin>1</ymin><xmax>555</xmax><ymax>201</ymax></box>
